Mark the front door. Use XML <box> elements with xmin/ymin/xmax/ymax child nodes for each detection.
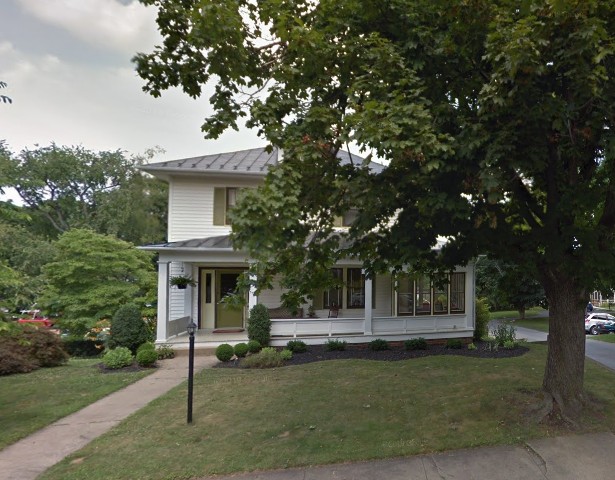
<box><xmin>200</xmin><ymin>269</ymin><xmax>215</xmax><ymax>329</ymax></box>
<box><xmin>215</xmin><ymin>270</ymin><xmax>244</xmax><ymax>328</ymax></box>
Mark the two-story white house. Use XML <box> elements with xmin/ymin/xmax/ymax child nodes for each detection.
<box><xmin>140</xmin><ymin>147</ymin><xmax>476</xmax><ymax>348</ymax></box>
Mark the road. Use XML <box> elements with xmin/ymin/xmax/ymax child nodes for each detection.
<box><xmin>504</xmin><ymin>323</ymin><xmax>615</xmax><ymax>372</ymax></box>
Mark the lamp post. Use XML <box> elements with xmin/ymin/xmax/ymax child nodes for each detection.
<box><xmin>186</xmin><ymin>320</ymin><xmax>197</xmax><ymax>424</ymax></box>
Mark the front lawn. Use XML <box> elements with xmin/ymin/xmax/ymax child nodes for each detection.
<box><xmin>511</xmin><ymin>317</ymin><xmax>550</xmax><ymax>333</ymax></box>
<box><xmin>41</xmin><ymin>344</ymin><xmax>615</xmax><ymax>480</ymax></box>
<box><xmin>489</xmin><ymin>307</ymin><xmax>547</xmax><ymax>320</ymax></box>
<box><xmin>589</xmin><ymin>334</ymin><xmax>615</xmax><ymax>344</ymax></box>
<box><xmin>0</xmin><ymin>358</ymin><xmax>153</xmax><ymax>450</ymax></box>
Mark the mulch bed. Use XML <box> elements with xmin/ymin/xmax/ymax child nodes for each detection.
<box><xmin>96</xmin><ymin>362</ymin><xmax>158</xmax><ymax>374</ymax></box>
<box><xmin>216</xmin><ymin>341</ymin><xmax>529</xmax><ymax>368</ymax></box>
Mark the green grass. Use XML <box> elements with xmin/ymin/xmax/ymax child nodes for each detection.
<box><xmin>0</xmin><ymin>359</ymin><xmax>153</xmax><ymax>450</ymax></box>
<box><xmin>589</xmin><ymin>334</ymin><xmax>615</xmax><ymax>343</ymax></box>
<box><xmin>40</xmin><ymin>344</ymin><xmax>615</xmax><ymax>480</ymax></box>
<box><xmin>489</xmin><ymin>307</ymin><xmax>546</xmax><ymax>320</ymax></box>
<box><xmin>511</xmin><ymin>317</ymin><xmax>550</xmax><ymax>333</ymax></box>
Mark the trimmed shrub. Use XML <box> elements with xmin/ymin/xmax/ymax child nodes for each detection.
<box><xmin>467</xmin><ymin>342</ymin><xmax>477</xmax><ymax>350</ymax></box>
<box><xmin>247</xmin><ymin>339</ymin><xmax>262</xmax><ymax>353</ymax></box>
<box><xmin>63</xmin><ymin>339</ymin><xmax>103</xmax><ymax>357</ymax></box>
<box><xmin>234</xmin><ymin>342</ymin><xmax>249</xmax><ymax>358</ymax></box>
<box><xmin>286</xmin><ymin>340</ymin><xmax>307</xmax><ymax>353</ymax></box>
<box><xmin>136</xmin><ymin>347</ymin><xmax>158</xmax><ymax>367</ymax></box>
<box><xmin>242</xmin><ymin>347</ymin><xmax>283</xmax><ymax>368</ymax></box>
<box><xmin>102</xmin><ymin>347</ymin><xmax>134</xmax><ymax>369</ymax></box>
<box><xmin>369</xmin><ymin>339</ymin><xmax>389</xmax><ymax>351</ymax></box>
<box><xmin>156</xmin><ymin>344</ymin><xmax>175</xmax><ymax>359</ymax></box>
<box><xmin>325</xmin><ymin>339</ymin><xmax>347</xmax><ymax>351</ymax></box>
<box><xmin>216</xmin><ymin>343</ymin><xmax>235</xmax><ymax>362</ymax></box>
<box><xmin>404</xmin><ymin>338</ymin><xmax>427</xmax><ymax>350</ymax></box>
<box><xmin>137</xmin><ymin>342</ymin><xmax>155</xmax><ymax>354</ymax></box>
<box><xmin>503</xmin><ymin>340</ymin><xmax>516</xmax><ymax>350</ymax></box>
<box><xmin>108</xmin><ymin>304</ymin><xmax>150</xmax><ymax>354</ymax></box>
<box><xmin>280</xmin><ymin>348</ymin><xmax>293</xmax><ymax>360</ymax></box>
<box><xmin>474</xmin><ymin>297</ymin><xmax>490</xmax><ymax>341</ymax></box>
<box><xmin>247</xmin><ymin>304</ymin><xmax>271</xmax><ymax>346</ymax></box>
<box><xmin>446</xmin><ymin>339</ymin><xmax>464</xmax><ymax>349</ymax></box>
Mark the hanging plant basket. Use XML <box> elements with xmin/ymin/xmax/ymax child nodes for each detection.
<box><xmin>170</xmin><ymin>275</ymin><xmax>196</xmax><ymax>289</ymax></box>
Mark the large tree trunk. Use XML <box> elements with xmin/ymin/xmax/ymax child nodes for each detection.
<box><xmin>541</xmin><ymin>272</ymin><xmax>586</xmax><ymax>422</ymax></box>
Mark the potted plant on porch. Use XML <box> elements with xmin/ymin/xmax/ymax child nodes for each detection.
<box><xmin>170</xmin><ymin>275</ymin><xmax>196</xmax><ymax>289</ymax></box>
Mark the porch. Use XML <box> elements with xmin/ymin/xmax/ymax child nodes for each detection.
<box><xmin>160</xmin><ymin>315</ymin><xmax>474</xmax><ymax>352</ymax></box>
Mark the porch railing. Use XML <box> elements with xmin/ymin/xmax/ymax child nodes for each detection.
<box><xmin>271</xmin><ymin>317</ymin><xmax>365</xmax><ymax>338</ymax></box>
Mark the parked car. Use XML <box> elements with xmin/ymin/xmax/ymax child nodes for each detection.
<box><xmin>16</xmin><ymin>309</ymin><xmax>54</xmax><ymax>328</ymax></box>
<box><xmin>585</xmin><ymin>313</ymin><xmax>615</xmax><ymax>335</ymax></box>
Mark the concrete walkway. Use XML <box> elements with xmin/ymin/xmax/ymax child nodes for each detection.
<box><xmin>0</xmin><ymin>355</ymin><xmax>215</xmax><ymax>480</ymax></box>
<box><xmin>195</xmin><ymin>432</ymin><xmax>615</xmax><ymax>480</ymax></box>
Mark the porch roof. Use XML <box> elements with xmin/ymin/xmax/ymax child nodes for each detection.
<box><xmin>139</xmin><ymin>235</ymin><xmax>234</xmax><ymax>252</ymax></box>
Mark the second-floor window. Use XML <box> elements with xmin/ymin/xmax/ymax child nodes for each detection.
<box><xmin>213</xmin><ymin>187</ymin><xmax>240</xmax><ymax>226</ymax></box>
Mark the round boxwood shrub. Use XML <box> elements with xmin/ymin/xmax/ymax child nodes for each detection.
<box><xmin>405</xmin><ymin>338</ymin><xmax>428</xmax><ymax>351</ymax></box>
<box><xmin>102</xmin><ymin>347</ymin><xmax>134</xmax><ymax>369</ymax></box>
<box><xmin>247</xmin><ymin>339</ymin><xmax>262</xmax><ymax>353</ymax></box>
<box><xmin>280</xmin><ymin>348</ymin><xmax>293</xmax><ymax>361</ymax></box>
<box><xmin>369</xmin><ymin>339</ymin><xmax>389</xmax><ymax>351</ymax></box>
<box><xmin>286</xmin><ymin>340</ymin><xmax>307</xmax><ymax>353</ymax></box>
<box><xmin>234</xmin><ymin>342</ymin><xmax>249</xmax><ymax>358</ymax></box>
<box><xmin>136</xmin><ymin>347</ymin><xmax>158</xmax><ymax>367</ymax></box>
<box><xmin>216</xmin><ymin>343</ymin><xmax>234</xmax><ymax>362</ymax></box>
<box><xmin>137</xmin><ymin>342</ymin><xmax>155</xmax><ymax>354</ymax></box>
<box><xmin>108</xmin><ymin>303</ymin><xmax>151</xmax><ymax>354</ymax></box>
<box><xmin>247</xmin><ymin>304</ymin><xmax>271</xmax><ymax>347</ymax></box>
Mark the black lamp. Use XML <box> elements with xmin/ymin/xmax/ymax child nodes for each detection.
<box><xmin>186</xmin><ymin>319</ymin><xmax>197</xmax><ymax>423</ymax></box>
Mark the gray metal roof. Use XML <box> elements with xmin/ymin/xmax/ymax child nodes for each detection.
<box><xmin>140</xmin><ymin>147</ymin><xmax>385</xmax><ymax>177</ymax></box>
<box><xmin>139</xmin><ymin>235</ymin><xmax>234</xmax><ymax>252</ymax></box>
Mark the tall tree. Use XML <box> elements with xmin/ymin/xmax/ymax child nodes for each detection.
<box><xmin>40</xmin><ymin>229</ymin><xmax>156</xmax><ymax>331</ymax></box>
<box><xmin>2</xmin><ymin>144</ymin><xmax>167</xmax><ymax>243</ymax></box>
<box><xmin>135</xmin><ymin>0</ymin><xmax>615</xmax><ymax>421</ymax></box>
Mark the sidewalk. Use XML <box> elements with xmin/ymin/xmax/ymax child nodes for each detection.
<box><xmin>0</xmin><ymin>355</ymin><xmax>215</xmax><ymax>480</ymax></box>
<box><xmin>194</xmin><ymin>432</ymin><xmax>615</xmax><ymax>480</ymax></box>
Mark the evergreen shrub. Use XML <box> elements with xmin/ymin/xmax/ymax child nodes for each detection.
<box><xmin>404</xmin><ymin>338</ymin><xmax>427</xmax><ymax>350</ymax></box>
<box><xmin>234</xmin><ymin>342</ymin><xmax>249</xmax><ymax>358</ymax></box>
<box><xmin>108</xmin><ymin>303</ymin><xmax>150</xmax><ymax>354</ymax></box>
<box><xmin>286</xmin><ymin>340</ymin><xmax>307</xmax><ymax>353</ymax></box>
<box><xmin>216</xmin><ymin>343</ymin><xmax>234</xmax><ymax>362</ymax></box>
<box><xmin>102</xmin><ymin>347</ymin><xmax>134</xmax><ymax>369</ymax></box>
<box><xmin>247</xmin><ymin>304</ymin><xmax>271</xmax><ymax>346</ymax></box>
<box><xmin>247</xmin><ymin>339</ymin><xmax>262</xmax><ymax>353</ymax></box>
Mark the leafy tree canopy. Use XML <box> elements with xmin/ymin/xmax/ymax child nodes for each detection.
<box><xmin>136</xmin><ymin>0</ymin><xmax>615</xmax><ymax>420</ymax></box>
<box><xmin>40</xmin><ymin>229</ymin><xmax>156</xmax><ymax>330</ymax></box>
<box><xmin>1</xmin><ymin>144</ymin><xmax>167</xmax><ymax>243</ymax></box>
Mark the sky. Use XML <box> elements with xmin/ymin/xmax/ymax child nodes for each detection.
<box><xmin>0</xmin><ymin>0</ymin><xmax>263</xmax><ymax>164</ymax></box>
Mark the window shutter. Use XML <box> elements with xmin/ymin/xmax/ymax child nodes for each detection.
<box><xmin>213</xmin><ymin>187</ymin><xmax>226</xmax><ymax>226</ymax></box>
<box><xmin>312</xmin><ymin>290</ymin><xmax>324</xmax><ymax>310</ymax></box>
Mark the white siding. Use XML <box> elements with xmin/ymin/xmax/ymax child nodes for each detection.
<box><xmin>168</xmin><ymin>176</ymin><xmax>262</xmax><ymax>242</ymax></box>
<box><xmin>169</xmin><ymin>262</ymin><xmax>186</xmax><ymax>320</ymax></box>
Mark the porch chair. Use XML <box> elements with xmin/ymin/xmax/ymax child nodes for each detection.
<box><xmin>328</xmin><ymin>304</ymin><xmax>339</xmax><ymax>318</ymax></box>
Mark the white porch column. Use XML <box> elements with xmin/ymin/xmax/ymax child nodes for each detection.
<box><xmin>364</xmin><ymin>274</ymin><xmax>373</xmax><ymax>335</ymax></box>
<box><xmin>248</xmin><ymin>272</ymin><xmax>258</xmax><ymax>312</ymax></box>
<box><xmin>156</xmin><ymin>261</ymin><xmax>170</xmax><ymax>343</ymax></box>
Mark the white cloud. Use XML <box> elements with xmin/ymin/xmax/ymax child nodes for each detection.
<box><xmin>16</xmin><ymin>0</ymin><xmax>159</xmax><ymax>53</ymax></box>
